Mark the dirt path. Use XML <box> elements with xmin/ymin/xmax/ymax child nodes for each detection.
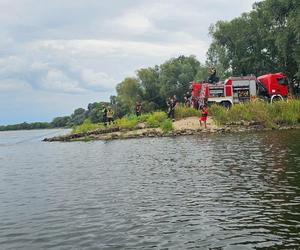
<box><xmin>172</xmin><ymin>116</ymin><xmax>217</xmax><ymax>131</ymax></box>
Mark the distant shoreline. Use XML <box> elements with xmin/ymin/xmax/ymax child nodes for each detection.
<box><xmin>0</xmin><ymin>127</ymin><xmax>68</xmax><ymax>132</ymax></box>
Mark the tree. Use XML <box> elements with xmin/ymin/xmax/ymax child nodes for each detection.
<box><xmin>51</xmin><ymin>116</ymin><xmax>70</xmax><ymax>127</ymax></box>
<box><xmin>69</xmin><ymin>108</ymin><xmax>86</xmax><ymax>126</ymax></box>
<box><xmin>137</xmin><ymin>66</ymin><xmax>163</xmax><ymax>111</ymax></box>
<box><xmin>208</xmin><ymin>0</ymin><xmax>300</xmax><ymax>86</ymax></box>
<box><xmin>116</xmin><ymin>77</ymin><xmax>143</xmax><ymax>115</ymax></box>
<box><xmin>159</xmin><ymin>55</ymin><xmax>201</xmax><ymax>102</ymax></box>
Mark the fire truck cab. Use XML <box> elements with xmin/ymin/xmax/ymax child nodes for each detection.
<box><xmin>257</xmin><ymin>73</ymin><xmax>288</xmax><ymax>102</ymax></box>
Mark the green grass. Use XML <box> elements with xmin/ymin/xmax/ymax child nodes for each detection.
<box><xmin>72</xmin><ymin>100</ymin><xmax>300</xmax><ymax>135</ymax></box>
<box><xmin>160</xmin><ymin>119</ymin><xmax>173</xmax><ymax>132</ymax></box>
<box><xmin>145</xmin><ymin>111</ymin><xmax>167</xmax><ymax>128</ymax></box>
<box><xmin>175</xmin><ymin>104</ymin><xmax>201</xmax><ymax>119</ymax></box>
<box><xmin>72</xmin><ymin>119</ymin><xmax>104</xmax><ymax>134</ymax></box>
<box><xmin>114</xmin><ymin>117</ymin><xmax>139</xmax><ymax>130</ymax></box>
<box><xmin>209</xmin><ymin>100</ymin><xmax>300</xmax><ymax>128</ymax></box>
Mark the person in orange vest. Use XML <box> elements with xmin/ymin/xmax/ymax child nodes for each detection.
<box><xmin>199</xmin><ymin>105</ymin><xmax>208</xmax><ymax>128</ymax></box>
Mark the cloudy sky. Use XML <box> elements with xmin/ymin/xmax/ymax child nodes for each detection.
<box><xmin>0</xmin><ymin>0</ymin><xmax>257</xmax><ymax>125</ymax></box>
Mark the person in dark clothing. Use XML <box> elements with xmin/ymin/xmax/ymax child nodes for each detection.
<box><xmin>102</xmin><ymin>106</ymin><xmax>108</xmax><ymax>126</ymax></box>
<box><xmin>167</xmin><ymin>96</ymin><xmax>177</xmax><ymax>121</ymax></box>
<box><xmin>167</xmin><ymin>97</ymin><xmax>172</xmax><ymax>119</ymax></box>
<box><xmin>135</xmin><ymin>102</ymin><xmax>142</xmax><ymax>117</ymax></box>
<box><xmin>172</xmin><ymin>95</ymin><xmax>178</xmax><ymax>107</ymax></box>
<box><xmin>107</xmin><ymin>107</ymin><xmax>114</xmax><ymax>125</ymax></box>
<box><xmin>207</xmin><ymin>67</ymin><xmax>219</xmax><ymax>84</ymax></box>
<box><xmin>184</xmin><ymin>91</ymin><xmax>191</xmax><ymax>107</ymax></box>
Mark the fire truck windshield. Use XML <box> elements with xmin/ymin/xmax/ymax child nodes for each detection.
<box><xmin>277</xmin><ymin>77</ymin><xmax>288</xmax><ymax>86</ymax></box>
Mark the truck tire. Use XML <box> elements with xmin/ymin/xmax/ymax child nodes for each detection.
<box><xmin>271</xmin><ymin>95</ymin><xmax>283</xmax><ymax>103</ymax></box>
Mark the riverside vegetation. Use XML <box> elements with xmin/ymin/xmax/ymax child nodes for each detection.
<box><xmin>42</xmin><ymin>100</ymin><xmax>300</xmax><ymax>142</ymax></box>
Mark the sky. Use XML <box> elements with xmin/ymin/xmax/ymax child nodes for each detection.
<box><xmin>0</xmin><ymin>0</ymin><xmax>258</xmax><ymax>125</ymax></box>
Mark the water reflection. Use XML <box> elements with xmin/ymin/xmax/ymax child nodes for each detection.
<box><xmin>0</xmin><ymin>129</ymin><xmax>299</xmax><ymax>249</ymax></box>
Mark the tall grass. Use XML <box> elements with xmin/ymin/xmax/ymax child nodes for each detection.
<box><xmin>72</xmin><ymin>119</ymin><xmax>104</xmax><ymax>134</ymax></box>
<box><xmin>114</xmin><ymin>111</ymin><xmax>169</xmax><ymax>130</ymax></box>
<box><xmin>160</xmin><ymin>119</ymin><xmax>173</xmax><ymax>132</ymax></box>
<box><xmin>175</xmin><ymin>104</ymin><xmax>201</xmax><ymax>119</ymax></box>
<box><xmin>114</xmin><ymin>117</ymin><xmax>139</xmax><ymax>130</ymax></box>
<box><xmin>209</xmin><ymin>100</ymin><xmax>300</xmax><ymax>128</ymax></box>
<box><xmin>146</xmin><ymin>111</ymin><xmax>167</xmax><ymax>128</ymax></box>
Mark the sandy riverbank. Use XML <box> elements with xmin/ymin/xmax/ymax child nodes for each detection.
<box><xmin>42</xmin><ymin>116</ymin><xmax>300</xmax><ymax>142</ymax></box>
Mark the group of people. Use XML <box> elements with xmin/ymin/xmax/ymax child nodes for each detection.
<box><xmin>100</xmin><ymin>67</ymin><xmax>217</xmax><ymax>127</ymax></box>
<box><xmin>102</xmin><ymin>106</ymin><xmax>114</xmax><ymax>126</ymax></box>
<box><xmin>183</xmin><ymin>91</ymin><xmax>204</xmax><ymax>110</ymax></box>
<box><xmin>169</xmin><ymin>93</ymin><xmax>209</xmax><ymax>128</ymax></box>
<box><xmin>102</xmin><ymin>98</ymin><xmax>208</xmax><ymax>128</ymax></box>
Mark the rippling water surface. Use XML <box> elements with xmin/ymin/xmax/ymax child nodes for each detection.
<box><xmin>0</xmin><ymin>129</ymin><xmax>300</xmax><ymax>249</ymax></box>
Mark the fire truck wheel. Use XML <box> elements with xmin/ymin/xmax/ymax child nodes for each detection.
<box><xmin>271</xmin><ymin>95</ymin><xmax>283</xmax><ymax>103</ymax></box>
<box><xmin>220</xmin><ymin>101</ymin><xmax>232</xmax><ymax>109</ymax></box>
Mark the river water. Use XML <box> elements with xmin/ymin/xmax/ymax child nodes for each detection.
<box><xmin>0</xmin><ymin>129</ymin><xmax>299</xmax><ymax>250</ymax></box>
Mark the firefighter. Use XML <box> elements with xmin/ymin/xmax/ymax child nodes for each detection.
<box><xmin>107</xmin><ymin>107</ymin><xmax>114</xmax><ymax>125</ymax></box>
<box><xmin>102</xmin><ymin>106</ymin><xmax>108</xmax><ymax>126</ymax></box>
<box><xmin>208</xmin><ymin>67</ymin><xmax>219</xmax><ymax>84</ymax></box>
<box><xmin>135</xmin><ymin>101</ymin><xmax>142</xmax><ymax>117</ymax></box>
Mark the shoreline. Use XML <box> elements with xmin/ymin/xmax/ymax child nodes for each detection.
<box><xmin>42</xmin><ymin>117</ymin><xmax>300</xmax><ymax>142</ymax></box>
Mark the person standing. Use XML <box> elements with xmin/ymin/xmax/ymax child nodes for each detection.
<box><xmin>107</xmin><ymin>107</ymin><xmax>114</xmax><ymax>125</ymax></box>
<box><xmin>102</xmin><ymin>106</ymin><xmax>108</xmax><ymax>126</ymax></box>
<box><xmin>169</xmin><ymin>95</ymin><xmax>177</xmax><ymax>121</ymax></box>
<box><xmin>167</xmin><ymin>97</ymin><xmax>172</xmax><ymax>119</ymax></box>
<box><xmin>199</xmin><ymin>105</ymin><xmax>208</xmax><ymax>128</ymax></box>
<box><xmin>135</xmin><ymin>102</ymin><xmax>142</xmax><ymax>117</ymax></box>
<box><xmin>184</xmin><ymin>91</ymin><xmax>191</xmax><ymax>107</ymax></box>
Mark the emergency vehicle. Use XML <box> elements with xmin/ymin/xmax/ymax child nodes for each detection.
<box><xmin>191</xmin><ymin>73</ymin><xmax>289</xmax><ymax>108</ymax></box>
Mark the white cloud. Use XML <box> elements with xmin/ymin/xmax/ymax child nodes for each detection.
<box><xmin>111</xmin><ymin>12</ymin><xmax>152</xmax><ymax>33</ymax></box>
<box><xmin>41</xmin><ymin>69</ymin><xmax>85</xmax><ymax>93</ymax></box>
<box><xmin>0</xmin><ymin>56</ymin><xmax>26</xmax><ymax>74</ymax></box>
<box><xmin>31</xmin><ymin>38</ymin><xmax>208</xmax><ymax>60</ymax></box>
<box><xmin>0</xmin><ymin>79</ymin><xmax>31</xmax><ymax>91</ymax></box>
<box><xmin>0</xmin><ymin>0</ymin><xmax>258</xmax><ymax>124</ymax></box>
<box><xmin>80</xmin><ymin>69</ymin><xmax>116</xmax><ymax>90</ymax></box>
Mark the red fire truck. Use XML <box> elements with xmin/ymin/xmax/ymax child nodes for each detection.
<box><xmin>191</xmin><ymin>73</ymin><xmax>289</xmax><ymax>108</ymax></box>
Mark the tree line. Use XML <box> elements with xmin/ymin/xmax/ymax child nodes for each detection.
<box><xmin>207</xmin><ymin>0</ymin><xmax>300</xmax><ymax>89</ymax></box>
<box><xmin>2</xmin><ymin>0</ymin><xmax>299</xmax><ymax>131</ymax></box>
<box><xmin>112</xmin><ymin>0</ymin><xmax>300</xmax><ymax>116</ymax></box>
<box><xmin>0</xmin><ymin>102</ymin><xmax>110</xmax><ymax>131</ymax></box>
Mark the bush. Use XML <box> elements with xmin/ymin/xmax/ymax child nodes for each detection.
<box><xmin>115</xmin><ymin>117</ymin><xmax>138</xmax><ymax>130</ymax></box>
<box><xmin>72</xmin><ymin>120</ymin><xmax>104</xmax><ymax>134</ymax></box>
<box><xmin>146</xmin><ymin>112</ymin><xmax>167</xmax><ymax>128</ymax></box>
<box><xmin>175</xmin><ymin>104</ymin><xmax>201</xmax><ymax>119</ymax></box>
<box><xmin>137</xmin><ymin>113</ymin><xmax>151</xmax><ymax>123</ymax></box>
<box><xmin>160</xmin><ymin>119</ymin><xmax>173</xmax><ymax>132</ymax></box>
<box><xmin>210</xmin><ymin>100</ymin><xmax>300</xmax><ymax>127</ymax></box>
<box><xmin>209</xmin><ymin>104</ymin><xmax>228</xmax><ymax>125</ymax></box>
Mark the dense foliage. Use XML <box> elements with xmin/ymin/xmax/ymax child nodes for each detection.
<box><xmin>210</xmin><ymin>100</ymin><xmax>300</xmax><ymax>128</ymax></box>
<box><xmin>113</xmin><ymin>55</ymin><xmax>209</xmax><ymax>117</ymax></box>
<box><xmin>207</xmin><ymin>0</ymin><xmax>300</xmax><ymax>91</ymax></box>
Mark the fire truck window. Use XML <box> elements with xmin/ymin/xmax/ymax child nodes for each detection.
<box><xmin>277</xmin><ymin>78</ymin><xmax>288</xmax><ymax>86</ymax></box>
